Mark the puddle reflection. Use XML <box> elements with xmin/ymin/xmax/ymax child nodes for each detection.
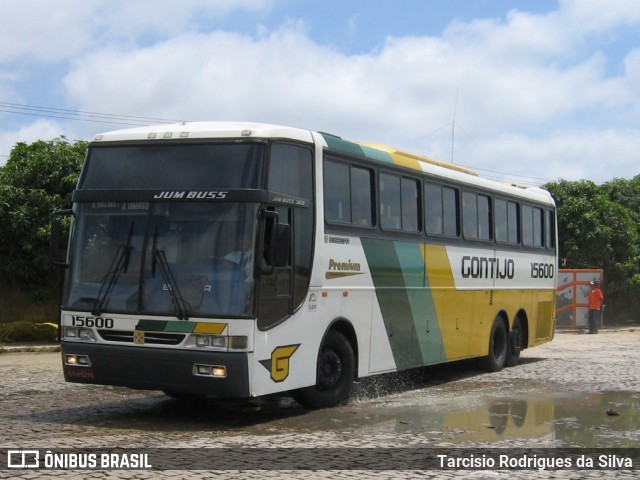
<box><xmin>272</xmin><ymin>390</ymin><xmax>640</xmax><ymax>447</ymax></box>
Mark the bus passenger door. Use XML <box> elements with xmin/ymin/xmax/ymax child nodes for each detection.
<box><xmin>257</xmin><ymin>206</ymin><xmax>293</xmax><ymax>330</ymax></box>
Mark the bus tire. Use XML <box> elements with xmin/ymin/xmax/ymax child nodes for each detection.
<box><xmin>505</xmin><ymin>317</ymin><xmax>523</xmax><ymax>367</ymax></box>
<box><xmin>479</xmin><ymin>317</ymin><xmax>507</xmax><ymax>372</ymax></box>
<box><xmin>295</xmin><ymin>330</ymin><xmax>355</xmax><ymax>408</ymax></box>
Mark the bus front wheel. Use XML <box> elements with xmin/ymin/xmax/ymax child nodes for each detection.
<box><xmin>295</xmin><ymin>330</ymin><xmax>355</xmax><ymax>408</ymax></box>
<box><xmin>479</xmin><ymin>317</ymin><xmax>507</xmax><ymax>372</ymax></box>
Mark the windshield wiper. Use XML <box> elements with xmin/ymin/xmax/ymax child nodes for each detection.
<box><xmin>152</xmin><ymin>227</ymin><xmax>190</xmax><ymax>320</ymax></box>
<box><xmin>92</xmin><ymin>222</ymin><xmax>134</xmax><ymax>316</ymax></box>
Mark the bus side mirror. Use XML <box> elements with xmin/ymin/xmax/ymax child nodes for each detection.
<box><xmin>51</xmin><ymin>209</ymin><xmax>74</xmax><ymax>267</ymax></box>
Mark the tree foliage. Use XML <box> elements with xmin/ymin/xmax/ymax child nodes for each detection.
<box><xmin>0</xmin><ymin>137</ymin><xmax>87</xmax><ymax>295</ymax></box>
<box><xmin>545</xmin><ymin>177</ymin><xmax>640</xmax><ymax>321</ymax></box>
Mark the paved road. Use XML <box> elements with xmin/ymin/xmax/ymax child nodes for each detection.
<box><xmin>1</xmin><ymin>329</ymin><xmax>639</xmax><ymax>478</ymax></box>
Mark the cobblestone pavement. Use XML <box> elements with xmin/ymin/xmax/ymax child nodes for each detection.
<box><xmin>1</xmin><ymin>328</ymin><xmax>639</xmax><ymax>479</ymax></box>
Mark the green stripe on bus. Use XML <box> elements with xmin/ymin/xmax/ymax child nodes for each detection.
<box><xmin>395</xmin><ymin>242</ymin><xmax>445</xmax><ymax>365</ymax></box>
<box><xmin>359</xmin><ymin>144</ymin><xmax>394</xmax><ymax>164</ymax></box>
<box><xmin>321</xmin><ymin>133</ymin><xmax>395</xmax><ymax>165</ymax></box>
<box><xmin>362</xmin><ymin>238</ymin><xmax>447</xmax><ymax>369</ymax></box>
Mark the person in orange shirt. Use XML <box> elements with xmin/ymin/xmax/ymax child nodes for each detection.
<box><xmin>587</xmin><ymin>280</ymin><xmax>604</xmax><ymax>334</ymax></box>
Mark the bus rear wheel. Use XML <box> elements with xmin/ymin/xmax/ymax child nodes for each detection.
<box><xmin>479</xmin><ymin>317</ymin><xmax>507</xmax><ymax>372</ymax></box>
<box><xmin>505</xmin><ymin>317</ymin><xmax>523</xmax><ymax>367</ymax></box>
<box><xmin>295</xmin><ymin>330</ymin><xmax>355</xmax><ymax>408</ymax></box>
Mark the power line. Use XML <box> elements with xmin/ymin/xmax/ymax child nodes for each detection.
<box><xmin>0</xmin><ymin>101</ymin><xmax>186</xmax><ymax>126</ymax></box>
<box><xmin>462</xmin><ymin>164</ymin><xmax>554</xmax><ymax>185</ymax></box>
<box><xmin>0</xmin><ymin>100</ymin><xmax>555</xmax><ymax>185</ymax></box>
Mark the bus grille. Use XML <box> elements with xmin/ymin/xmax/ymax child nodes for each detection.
<box><xmin>97</xmin><ymin>330</ymin><xmax>185</xmax><ymax>345</ymax></box>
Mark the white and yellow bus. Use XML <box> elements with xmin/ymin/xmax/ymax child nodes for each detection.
<box><xmin>54</xmin><ymin>122</ymin><xmax>556</xmax><ymax>408</ymax></box>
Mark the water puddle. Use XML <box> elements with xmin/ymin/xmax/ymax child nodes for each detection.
<box><xmin>263</xmin><ymin>389</ymin><xmax>640</xmax><ymax>447</ymax></box>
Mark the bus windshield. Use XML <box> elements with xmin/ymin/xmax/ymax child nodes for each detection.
<box><xmin>65</xmin><ymin>202</ymin><xmax>258</xmax><ymax>318</ymax></box>
<box><xmin>80</xmin><ymin>143</ymin><xmax>264</xmax><ymax>190</ymax></box>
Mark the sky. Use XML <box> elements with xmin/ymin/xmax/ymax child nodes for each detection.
<box><xmin>1</xmin><ymin>0</ymin><xmax>639</xmax><ymax>186</ymax></box>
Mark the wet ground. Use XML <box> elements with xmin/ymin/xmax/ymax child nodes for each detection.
<box><xmin>1</xmin><ymin>329</ymin><xmax>639</xmax><ymax>478</ymax></box>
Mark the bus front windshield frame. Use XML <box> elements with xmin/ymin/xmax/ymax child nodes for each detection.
<box><xmin>64</xmin><ymin>202</ymin><xmax>258</xmax><ymax>319</ymax></box>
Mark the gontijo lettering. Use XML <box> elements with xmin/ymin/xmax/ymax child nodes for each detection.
<box><xmin>461</xmin><ymin>255</ymin><xmax>515</xmax><ymax>279</ymax></box>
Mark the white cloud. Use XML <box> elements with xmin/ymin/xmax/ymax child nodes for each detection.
<box><xmin>0</xmin><ymin>1</ymin><xmax>96</xmax><ymax>63</ymax></box>
<box><xmin>3</xmin><ymin>0</ymin><xmax>640</xmax><ymax>184</ymax></box>
<box><xmin>0</xmin><ymin>0</ymin><xmax>272</xmax><ymax>63</ymax></box>
<box><xmin>455</xmin><ymin>129</ymin><xmax>640</xmax><ymax>184</ymax></box>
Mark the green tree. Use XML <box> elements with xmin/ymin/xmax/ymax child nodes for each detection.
<box><xmin>0</xmin><ymin>137</ymin><xmax>86</xmax><ymax>297</ymax></box>
<box><xmin>601</xmin><ymin>176</ymin><xmax>640</xmax><ymax>227</ymax></box>
<box><xmin>545</xmin><ymin>179</ymin><xmax>640</xmax><ymax>322</ymax></box>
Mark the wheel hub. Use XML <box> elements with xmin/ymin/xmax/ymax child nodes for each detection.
<box><xmin>318</xmin><ymin>351</ymin><xmax>342</xmax><ymax>388</ymax></box>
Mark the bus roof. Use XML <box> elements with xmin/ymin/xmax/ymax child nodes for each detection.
<box><xmin>92</xmin><ymin>121</ymin><xmax>555</xmax><ymax>206</ymax></box>
<box><xmin>318</xmin><ymin>133</ymin><xmax>555</xmax><ymax>206</ymax></box>
<box><xmin>93</xmin><ymin>121</ymin><xmax>315</xmax><ymax>144</ymax></box>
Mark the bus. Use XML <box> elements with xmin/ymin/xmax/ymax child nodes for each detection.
<box><xmin>52</xmin><ymin>122</ymin><xmax>557</xmax><ymax>408</ymax></box>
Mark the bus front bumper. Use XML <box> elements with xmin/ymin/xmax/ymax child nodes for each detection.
<box><xmin>61</xmin><ymin>342</ymin><xmax>250</xmax><ymax>398</ymax></box>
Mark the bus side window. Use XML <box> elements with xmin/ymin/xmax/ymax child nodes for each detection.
<box><xmin>462</xmin><ymin>192</ymin><xmax>478</xmax><ymax>239</ymax></box>
<box><xmin>545</xmin><ymin>209</ymin><xmax>556</xmax><ymax>250</ymax></box>
<box><xmin>523</xmin><ymin>204</ymin><xmax>544</xmax><ymax>247</ymax></box>
<box><xmin>495</xmin><ymin>198</ymin><xmax>519</xmax><ymax>244</ymax></box>
<box><xmin>463</xmin><ymin>191</ymin><xmax>491</xmax><ymax>241</ymax></box>
<box><xmin>380</xmin><ymin>172</ymin><xmax>401</xmax><ymax>230</ymax></box>
<box><xmin>324</xmin><ymin>158</ymin><xmax>373</xmax><ymax>226</ymax></box>
<box><xmin>425</xmin><ymin>182</ymin><xmax>444</xmax><ymax>235</ymax></box>
<box><xmin>425</xmin><ymin>182</ymin><xmax>459</xmax><ymax>237</ymax></box>
<box><xmin>351</xmin><ymin>166</ymin><xmax>373</xmax><ymax>226</ymax></box>
<box><xmin>401</xmin><ymin>177</ymin><xmax>420</xmax><ymax>232</ymax></box>
<box><xmin>324</xmin><ymin>160</ymin><xmax>351</xmax><ymax>223</ymax></box>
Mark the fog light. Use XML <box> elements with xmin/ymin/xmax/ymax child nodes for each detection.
<box><xmin>65</xmin><ymin>354</ymin><xmax>91</xmax><ymax>366</ymax></box>
<box><xmin>65</xmin><ymin>354</ymin><xmax>78</xmax><ymax>365</ymax></box>
<box><xmin>193</xmin><ymin>364</ymin><xmax>226</xmax><ymax>378</ymax></box>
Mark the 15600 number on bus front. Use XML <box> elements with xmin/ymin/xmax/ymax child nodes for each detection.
<box><xmin>70</xmin><ymin>315</ymin><xmax>115</xmax><ymax>328</ymax></box>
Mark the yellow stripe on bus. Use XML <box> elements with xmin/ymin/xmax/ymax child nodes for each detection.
<box><xmin>421</xmin><ymin>243</ymin><xmax>473</xmax><ymax>361</ymax></box>
<box><xmin>193</xmin><ymin>323</ymin><xmax>227</xmax><ymax>335</ymax></box>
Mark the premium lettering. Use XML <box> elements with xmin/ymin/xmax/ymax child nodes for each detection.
<box><xmin>329</xmin><ymin>259</ymin><xmax>361</xmax><ymax>272</ymax></box>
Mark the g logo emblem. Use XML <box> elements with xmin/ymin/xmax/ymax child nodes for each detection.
<box><xmin>260</xmin><ymin>344</ymin><xmax>300</xmax><ymax>382</ymax></box>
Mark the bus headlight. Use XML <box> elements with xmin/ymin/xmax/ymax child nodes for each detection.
<box><xmin>186</xmin><ymin>334</ymin><xmax>248</xmax><ymax>351</ymax></box>
<box><xmin>228</xmin><ymin>336</ymin><xmax>247</xmax><ymax>350</ymax></box>
<box><xmin>63</xmin><ymin>327</ymin><xmax>96</xmax><ymax>342</ymax></box>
